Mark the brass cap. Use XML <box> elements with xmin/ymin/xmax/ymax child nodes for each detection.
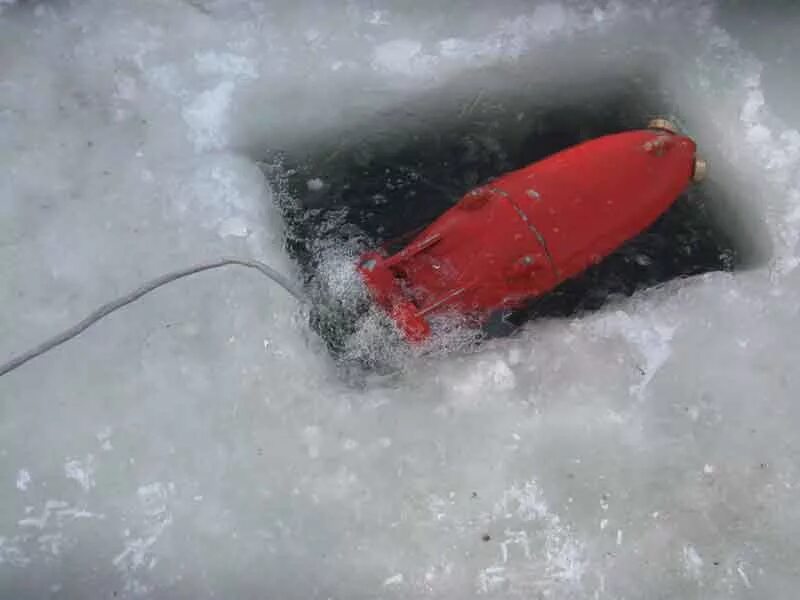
<box><xmin>692</xmin><ymin>157</ymin><xmax>708</xmax><ymax>183</ymax></box>
<box><xmin>647</xmin><ymin>118</ymin><xmax>678</xmax><ymax>134</ymax></box>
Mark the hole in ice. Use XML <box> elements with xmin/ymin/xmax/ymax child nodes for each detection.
<box><xmin>258</xmin><ymin>70</ymin><xmax>748</xmax><ymax>363</ymax></box>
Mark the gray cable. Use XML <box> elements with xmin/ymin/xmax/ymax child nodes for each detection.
<box><xmin>0</xmin><ymin>258</ymin><xmax>306</xmax><ymax>378</ymax></box>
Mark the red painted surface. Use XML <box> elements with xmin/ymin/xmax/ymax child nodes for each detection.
<box><xmin>358</xmin><ymin>128</ymin><xmax>699</xmax><ymax>342</ymax></box>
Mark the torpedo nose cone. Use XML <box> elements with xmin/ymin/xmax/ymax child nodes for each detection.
<box><xmin>491</xmin><ymin>129</ymin><xmax>700</xmax><ymax>282</ymax></box>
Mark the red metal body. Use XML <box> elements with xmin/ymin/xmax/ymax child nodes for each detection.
<box><xmin>358</xmin><ymin>127</ymin><xmax>699</xmax><ymax>342</ymax></box>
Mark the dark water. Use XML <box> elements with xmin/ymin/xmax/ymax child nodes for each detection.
<box><xmin>264</xmin><ymin>82</ymin><xmax>738</xmax><ymax>350</ymax></box>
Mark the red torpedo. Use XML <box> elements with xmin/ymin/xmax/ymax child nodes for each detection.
<box><xmin>358</xmin><ymin>119</ymin><xmax>707</xmax><ymax>342</ymax></box>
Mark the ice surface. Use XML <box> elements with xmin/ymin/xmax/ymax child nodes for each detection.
<box><xmin>2</xmin><ymin>1</ymin><xmax>800</xmax><ymax>598</ymax></box>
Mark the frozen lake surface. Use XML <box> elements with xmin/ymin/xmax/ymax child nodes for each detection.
<box><xmin>2</xmin><ymin>1</ymin><xmax>800</xmax><ymax>597</ymax></box>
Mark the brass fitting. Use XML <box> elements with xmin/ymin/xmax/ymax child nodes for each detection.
<box><xmin>647</xmin><ymin>118</ymin><xmax>679</xmax><ymax>134</ymax></box>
